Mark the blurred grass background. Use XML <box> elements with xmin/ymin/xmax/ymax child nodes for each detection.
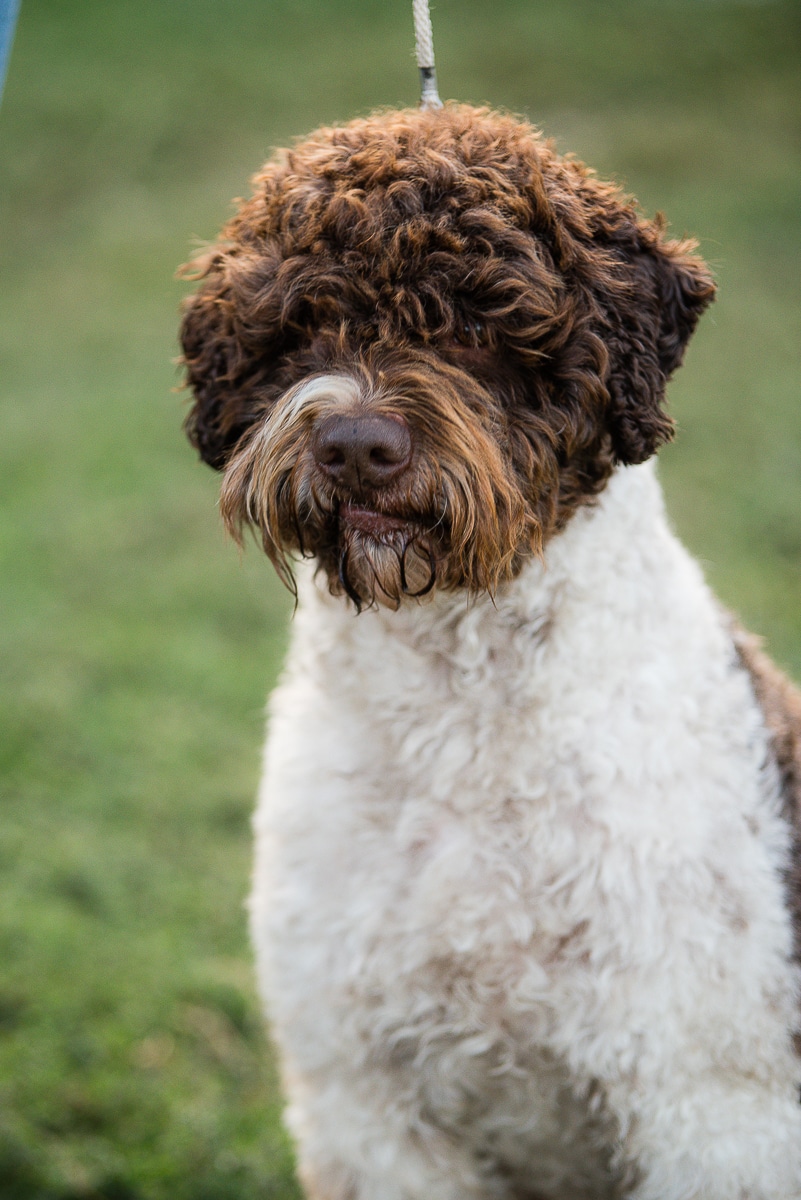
<box><xmin>0</xmin><ymin>0</ymin><xmax>798</xmax><ymax>1196</ymax></box>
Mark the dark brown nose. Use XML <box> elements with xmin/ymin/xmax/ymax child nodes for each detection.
<box><xmin>311</xmin><ymin>413</ymin><xmax>412</xmax><ymax>491</ymax></box>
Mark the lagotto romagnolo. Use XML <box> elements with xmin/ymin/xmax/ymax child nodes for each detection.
<box><xmin>180</xmin><ymin>105</ymin><xmax>801</xmax><ymax>1200</ymax></box>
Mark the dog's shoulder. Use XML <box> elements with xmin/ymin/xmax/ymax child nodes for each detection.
<box><xmin>729</xmin><ymin>617</ymin><xmax>801</xmax><ymax>954</ymax></box>
<box><xmin>731</xmin><ymin>621</ymin><xmax>801</xmax><ymax>811</ymax></box>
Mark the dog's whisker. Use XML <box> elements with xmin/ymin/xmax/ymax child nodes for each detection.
<box><xmin>399</xmin><ymin>539</ymin><xmax>411</xmax><ymax>596</ymax></box>
<box><xmin>338</xmin><ymin>544</ymin><xmax>363</xmax><ymax>613</ymax></box>
<box><xmin>399</xmin><ymin>539</ymin><xmax>437</xmax><ymax>599</ymax></box>
<box><xmin>419</xmin><ymin>544</ymin><xmax>438</xmax><ymax>597</ymax></box>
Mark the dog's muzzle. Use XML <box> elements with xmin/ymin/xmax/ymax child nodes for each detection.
<box><xmin>219</xmin><ymin>362</ymin><xmax>532</xmax><ymax>609</ymax></box>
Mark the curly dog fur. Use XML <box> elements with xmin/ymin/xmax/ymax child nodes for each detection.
<box><xmin>181</xmin><ymin>105</ymin><xmax>801</xmax><ymax>1199</ymax></box>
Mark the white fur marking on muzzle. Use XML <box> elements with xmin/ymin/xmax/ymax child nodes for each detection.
<box><xmin>258</xmin><ymin>374</ymin><xmax>364</xmax><ymax>449</ymax></box>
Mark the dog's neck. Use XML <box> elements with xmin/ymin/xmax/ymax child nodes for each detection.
<box><xmin>290</xmin><ymin>460</ymin><xmax>703</xmax><ymax>676</ymax></box>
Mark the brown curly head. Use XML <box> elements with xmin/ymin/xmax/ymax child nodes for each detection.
<box><xmin>179</xmin><ymin>104</ymin><xmax>715</xmax><ymax>608</ymax></box>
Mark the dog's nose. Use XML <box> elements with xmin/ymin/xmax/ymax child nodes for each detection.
<box><xmin>311</xmin><ymin>414</ymin><xmax>412</xmax><ymax>490</ymax></box>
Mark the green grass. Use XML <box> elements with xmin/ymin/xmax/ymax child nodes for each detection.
<box><xmin>0</xmin><ymin>0</ymin><xmax>799</xmax><ymax>1195</ymax></box>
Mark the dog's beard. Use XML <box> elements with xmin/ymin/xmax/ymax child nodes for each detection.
<box><xmin>219</xmin><ymin>363</ymin><xmax>539</xmax><ymax>609</ymax></box>
<box><xmin>335</xmin><ymin>521</ymin><xmax>437</xmax><ymax>610</ymax></box>
<box><xmin>276</xmin><ymin>482</ymin><xmax>440</xmax><ymax>610</ymax></box>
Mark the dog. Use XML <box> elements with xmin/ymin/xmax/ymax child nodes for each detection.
<box><xmin>180</xmin><ymin>105</ymin><xmax>801</xmax><ymax>1200</ymax></box>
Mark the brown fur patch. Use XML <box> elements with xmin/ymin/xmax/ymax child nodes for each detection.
<box><xmin>731</xmin><ymin>622</ymin><xmax>801</xmax><ymax>964</ymax></box>
<box><xmin>180</xmin><ymin>105</ymin><xmax>714</xmax><ymax>605</ymax></box>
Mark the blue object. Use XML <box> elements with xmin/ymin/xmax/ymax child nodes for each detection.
<box><xmin>0</xmin><ymin>0</ymin><xmax>21</xmax><ymax>106</ymax></box>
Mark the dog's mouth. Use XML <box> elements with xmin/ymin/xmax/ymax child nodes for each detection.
<box><xmin>338</xmin><ymin>502</ymin><xmax>416</xmax><ymax>540</ymax></box>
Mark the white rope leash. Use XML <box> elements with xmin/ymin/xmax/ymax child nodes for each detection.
<box><xmin>412</xmin><ymin>0</ymin><xmax>443</xmax><ymax>110</ymax></box>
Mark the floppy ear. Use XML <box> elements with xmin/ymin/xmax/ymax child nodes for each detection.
<box><xmin>179</xmin><ymin>259</ymin><xmax>254</xmax><ymax>471</ymax></box>
<box><xmin>602</xmin><ymin>222</ymin><xmax>716</xmax><ymax>465</ymax></box>
<box><xmin>181</xmin><ymin>239</ymin><xmax>291</xmax><ymax>471</ymax></box>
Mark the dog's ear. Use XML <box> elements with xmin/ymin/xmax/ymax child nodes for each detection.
<box><xmin>600</xmin><ymin>219</ymin><xmax>716</xmax><ymax>465</ymax></box>
<box><xmin>179</xmin><ymin>248</ymin><xmax>269</xmax><ymax>471</ymax></box>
